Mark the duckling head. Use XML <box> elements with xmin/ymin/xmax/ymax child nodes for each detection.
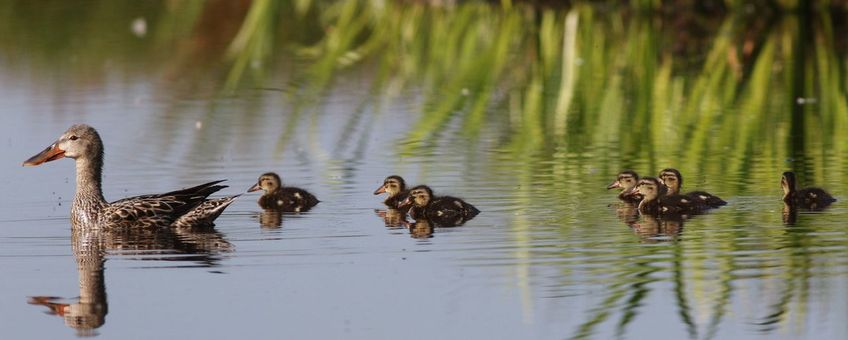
<box><xmin>781</xmin><ymin>171</ymin><xmax>797</xmax><ymax>198</ymax></box>
<box><xmin>374</xmin><ymin>175</ymin><xmax>406</xmax><ymax>196</ymax></box>
<box><xmin>658</xmin><ymin>168</ymin><xmax>682</xmax><ymax>195</ymax></box>
<box><xmin>633</xmin><ymin>177</ymin><xmax>662</xmax><ymax>201</ymax></box>
<box><xmin>248</xmin><ymin>172</ymin><xmax>282</xmax><ymax>193</ymax></box>
<box><xmin>399</xmin><ymin>185</ymin><xmax>433</xmax><ymax>208</ymax></box>
<box><xmin>607</xmin><ymin>170</ymin><xmax>640</xmax><ymax>191</ymax></box>
<box><xmin>24</xmin><ymin>124</ymin><xmax>103</xmax><ymax>166</ymax></box>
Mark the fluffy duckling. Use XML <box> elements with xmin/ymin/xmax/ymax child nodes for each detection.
<box><xmin>633</xmin><ymin>177</ymin><xmax>704</xmax><ymax>216</ymax></box>
<box><xmin>399</xmin><ymin>185</ymin><xmax>479</xmax><ymax>226</ymax></box>
<box><xmin>658</xmin><ymin>168</ymin><xmax>726</xmax><ymax>207</ymax></box>
<box><xmin>373</xmin><ymin>175</ymin><xmax>410</xmax><ymax>209</ymax></box>
<box><xmin>607</xmin><ymin>170</ymin><xmax>643</xmax><ymax>203</ymax></box>
<box><xmin>248</xmin><ymin>172</ymin><xmax>319</xmax><ymax>212</ymax></box>
<box><xmin>781</xmin><ymin>171</ymin><xmax>836</xmax><ymax>210</ymax></box>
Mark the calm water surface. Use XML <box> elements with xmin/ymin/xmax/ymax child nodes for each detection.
<box><xmin>1</xmin><ymin>1</ymin><xmax>848</xmax><ymax>339</ymax></box>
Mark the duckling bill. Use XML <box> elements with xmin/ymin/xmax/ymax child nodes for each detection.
<box><xmin>248</xmin><ymin>172</ymin><xmax>319</xmax><ymax>212</ymax></box>
<box><xmin>398</xmin><ymin>185</ymin><xmax>479</xmax><ymax>226</ymax></box>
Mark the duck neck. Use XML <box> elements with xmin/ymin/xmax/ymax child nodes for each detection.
<box><xmin>72</xmin><ymin>155</ymin><xmax>106</xmax><ymax>225</ymax></box>
<box><xmin>638</xmin><ymin>194</ymin><xmax>656</xmax><ymax>211</ymax></box>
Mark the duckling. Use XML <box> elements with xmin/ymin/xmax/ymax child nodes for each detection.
<box><xmin>248</xmin><ymin>172</ymin><xmax>319</xmax><ymax>212</ymax></box>
<box><xmin>607</xmin><ymin>170</ymin><xmax>643</xmax><ymax>203</ymax></box>
<box><xmin>373</xmin><ymin>175</ymin><xmax>410</xmax><ymax>210</ymax></box>
<box><xmin>632</xmin><ymin>177</ymin><xmax>704</xmax><ymax>216</ymax></box>
<box><xmin>399</xmin><ymin>185</ymin><xmax>479</xmax><ymax>226</ymax></box>
<box><xmin>781</xmin><ymin>171</ymin><xmax>836</xmax><ymax>210</ymax></box>
<box><xmin>658</xmin><ymin>168</ymin><xmax>726</xmax><ymax>207</ymax></box>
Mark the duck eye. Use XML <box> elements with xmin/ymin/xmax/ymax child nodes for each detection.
<box><xmin>69</xmin><ymin>135</ymin><xmax>78</xmax><ymax>141</ymax></box>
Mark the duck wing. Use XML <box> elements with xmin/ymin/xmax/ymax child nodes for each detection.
<box><xmin>428</xmin><ymin>196</ymin><xmax>480</xmax><ymax>221</ymax></box>
<box><xmin>796</xmin><ymin>187</ymin><xmax>836</xmax><ymax>210</ymax></box>
<box><xmin>101</xmin><ymin>180</ymin><xmax>228</xmax><ymax>228</ymax></box>
<box><xmin>172</xmin><ymin>195</ymin><xmax>240</xmax><ymax>228</ymax></box>
<box><xmin>259</xmin><ymin>187</ymin><xmax>319</xmax><ymax>212</ymax></box>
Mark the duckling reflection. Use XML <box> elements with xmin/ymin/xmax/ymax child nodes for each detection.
<box><xmin>407</xmin><ymin>218</ymin><xmax>435</xmax><ymax>239</ymax></box>
<box><xmin>782</xmin><ymin>202</ymin><xmax>798</xmax><ymax>225</ymax></box>
<box><xmin>257</xmin><ymin>209</ymin><xmax>284</xmax><ymax>229</ymax></box>
<box><xmin>248</xmin><ymin>172</ymin><xmax>319</xmax><ymax>212</ymax></box>
<box><xmin>374</xmin><ymin>208</ymin><xmax>408</xmax><ymax>228</ymax></box>
<box><xmin>612</xmin><ymin>201</ymin><xmax>640</xmax><ymax>227</ymax></box>
<box><xmin>781</xmin><ymin>171</ymin><xmax>836</xmax><ymax>211</ymax></box>
<box><xmin>629</xmin><ymin>214</ymin><xmax>684</xmax><ymax>242</ymax></box>
<box><xmin>29</xmin><ymin>224</ymin><xmax>232</xmax><ymax>335</ymax></box>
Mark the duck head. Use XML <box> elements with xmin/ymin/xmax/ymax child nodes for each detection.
<box><xmin>781</xmin><ymin>171</ymin><xmax>797</xmax><ymax>199</ymax></box>
<box><xmin>399</xmin><ymin>185</ymin><xmax>433</xmax><ymax>208</ymax></box>
<box><xmin>23</xmin><ymin>124</ymin><xmax>103</xmax><ymax>166</ymax></box>
<box><xmin>632</xmin><ymin>177</ymin><xmax>663</xmax><ymax>201</ymax></box>
<box><xmin>248</xmin><ymin>172</ymin><xmax>282</xmax><ymax>193</ymax></box>
<box><xmin>607</xmin><ymin>170</ymin><xmax>639</xmax><ymax>192</ymax></box>
<box><xmin>374</xmin><ymin>175</ymin><xmax>406</xmax><ymax>196</ymax></box>
<box><xmin>658</xmin><ymin>168</ymin><xmax>682</xmax><ymax>195</ymax></box>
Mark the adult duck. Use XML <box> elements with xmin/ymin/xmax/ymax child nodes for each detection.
<box><xmin>23</xmin><ymin>124</ymin><xmax>238</xmax><ymax>229</ymax></box>
<box><xmin>632</xmin><ymin>177</ymin><xmax>704</xmax><ymax>216</ymax></box>
<box><xmin>781</xmin><ymin>171</ymin><xmax>836</xmax><ymax>210</ymax></box>
<box><xmin>607</xmin><ymin>170</ymin><xmax>643</xmax><ymax>203</ymax></box>
<box><xmin>373</xmin><ymin>175</ymin><xmax>410</xmax><ymax>210</ymax></box>
<box><xmin>399</xmin><ymin>185</ymin><xmax>479</xmax><ymax>226</ymax></box>
<box><xmin>248</xmin><ymin>172</ymin><xmax>319</xmax><ymax>212</ymax></box>
<box><xmin>658</xmin><ymin>168</ymin><xmax>726</xmax><ymax>208</ymax></box>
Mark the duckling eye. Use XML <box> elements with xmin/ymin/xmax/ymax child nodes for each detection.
<box><xmin>69</xmin><ymin>135</ymin><xmax>78</xmax><ymax>141</ymax></box>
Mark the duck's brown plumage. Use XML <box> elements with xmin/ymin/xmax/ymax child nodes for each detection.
<box><xmin>399</xmin><ymin>185</ymin><xmax>479</xmax><ymax>226</ymax></box>
<box><xmin>781</xmin><ymin>171</ymin><xmax>836</xmax><ymax>210</ymax></box>
<box><xmin>248</xmin><ymin>172</ymin><xmax>319</xmax><ymax>212</ymax></box>
<box><xmin>23</xmin><ymin>124</ymin><xmax>238</xmax><ymax>229</ymax></box>
<box><xmin>633</xmin><ymin>177</ymin><xmax>705</xmax><ymax>216</ymax></box>
<box><xmin>658</xmin><ymin>168</ymin><xmax>726</xmax><ymax>208</ymax></box>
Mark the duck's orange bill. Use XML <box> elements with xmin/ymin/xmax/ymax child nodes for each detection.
<box><xmin>373</xmin><ymin>185</ymin><xmax>386</xmax><ymax>195</ymax></box>
<box><xmin>23</xmin><ymin>144</ymin><xmax>65</xmax><ymax>166</ymax></box>
<box><xmin>606</xmin><ymin>180</ymin><xmax>622</xmax><ymax>190</ymax></box>
<box><xmin>247</xmin><ymin>183</ymin><xmax>262</xmax><ymax>192</ymax></box>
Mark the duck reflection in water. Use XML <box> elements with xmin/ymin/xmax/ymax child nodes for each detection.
<box><xmin>374</xmin><ymin>208</ymin><xmax>408</xmax><ymax>228</ymax></box>
<box><xmin>628</xmin><ymin>214</ymin><xmax>684</xmax><ymax>242</ymax></box>
<box><xmin>28</xmin><ymin>223</ymin><xmax>232</xmax><ymax>335</ymax></box>
<box><xmin>407</xmin><ymin>218</ymin><xmax>435</xmax><ymax>239</ymax></box>
<box><xmin>257</xmin><ymin>209</ymin><xmax>284</xmax><ymax>229</ymax></box>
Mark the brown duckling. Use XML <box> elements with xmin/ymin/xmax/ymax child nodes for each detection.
<box><xmin>373</xmin><ymin>175</ymin><xmax>410</xmax><ymax>210</ymax></box>
<box><xmin>248</xmin><ymin>172</ymin><xmax>319</xmax><ymax>212</ymax></box>
<box><xmin>781</xmin><ymin>171</ymin><xmax>836</xmax><ymax>210</ymax></box>
<box><xmin>658</xmin><ymin>168</ymin><xmax>726</xmax><ymax>208</ymax></box>
<box><xmin>633</xmin><ymin>177</ymin><xmax>704</xmax><ymax>216</ymax></box>
<box><xmin>607</xmin><ymin>170</ymin><xmax>643</xmax><ymax>203</ymax></box>
<box><xmin>399</xmin><ymin>185</ymin><xmax>479</xmax><ymax>226</ymax></box>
